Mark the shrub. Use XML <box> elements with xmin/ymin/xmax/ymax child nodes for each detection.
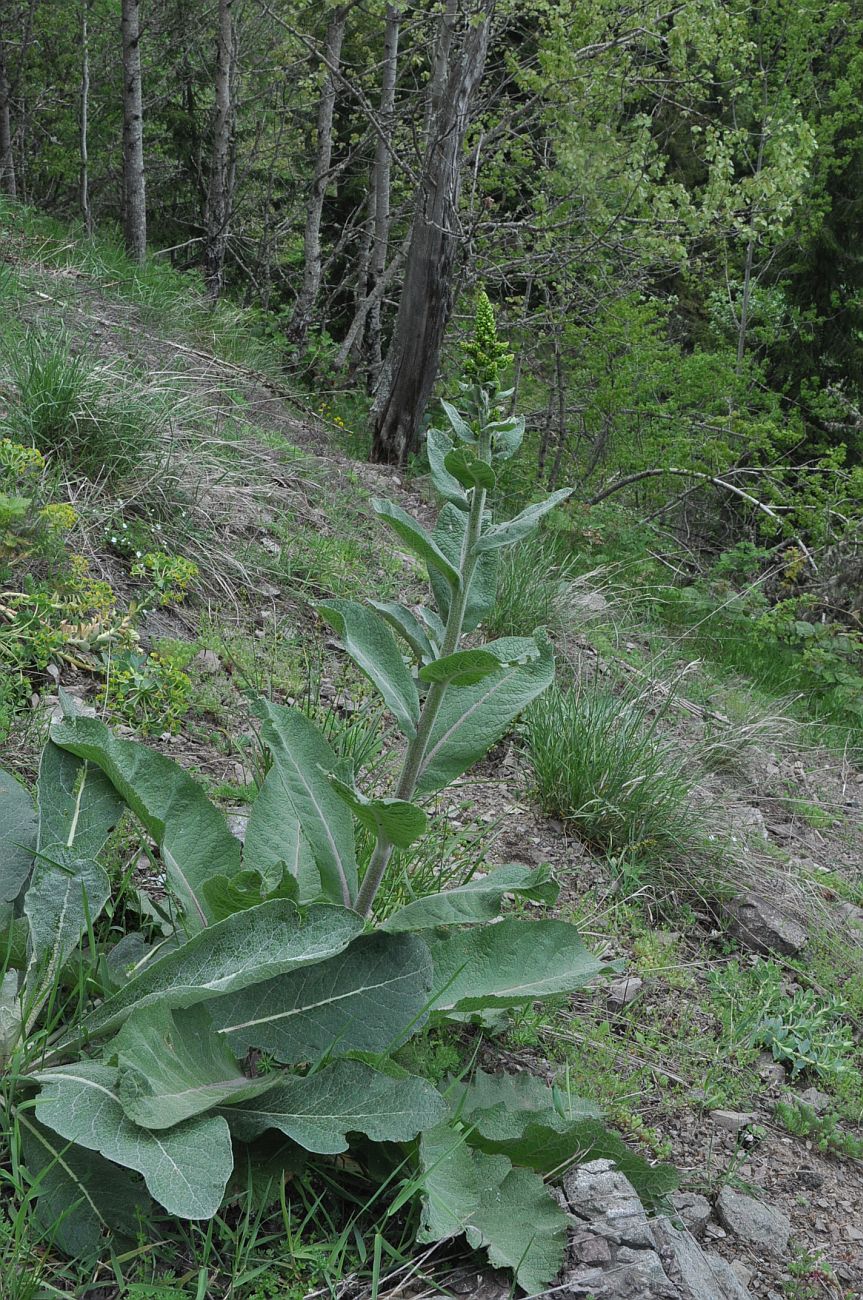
<box><xmin>0</xmin><ymin>304</ymin><xmax>676</xmax><ymax>1292</ymax></box>
<box><xmin>526</xmin><ymin>680</ymin><xmax>697</xmax><ymax>862</ymax></box>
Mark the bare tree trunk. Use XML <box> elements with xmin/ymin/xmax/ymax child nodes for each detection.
<box><xmin>288</xmin><ymin>5</ymin><xmax>350</xmax><ymax>350</ymax></box>
<box><xmin>204</xmin><ymin>0</ymin><xmax>235</xmax><ymax>298</ymax></box>
<box><xmin>370</xmin><ymin>0</ymin><xmax>494</xmax><ymax>466</ymax></box>
<box><xmin>365</xmin><ymin>3</ymin><xmax>400</xmax><ymax>385</ymax></box>
<box><xmin>0</xmin><ymin>25</ymin><xmax>16</xmax><ymax>197</ymax></box>
<box><xmin>121</xmin><ymin>0</ymin><xmax>147</xmax><ymax>262</ymax></box>
<box><xmin>80</xmin><ymin>0</ymin><xmax>93</xmax><ymax>234</ymax></box>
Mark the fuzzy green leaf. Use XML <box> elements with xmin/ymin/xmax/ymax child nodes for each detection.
<box><xmin>224</xmin><ymin>1058</ymin><xmax>447</xmax><ymax>1153</ymax></box>
<box><xmin>444</xmin><ymin>446</ymin><xmax>496</xmax><ymax>491</ymax></box>
<box><xmin>64</xmin><ymin>901</ymin><xmax>363</xmax><ymax>1045</ymax></box>
<box><xmin>440</xmin><ymin>399</ymin><xmax>476</xmax><ymax>444</ymax></box>
<box><xmin>381</xmin><ymin>864</ymin><xmax>558</xmax><ymax>932</ymax></box>
<box><xmin>416</xmin><ymin>634</ymin><xmax>554</xmax><ymax>795</ymax></box>
<box><xmin>255</xmin><ymin>700</ymin><xmax>357</xmax><ymax>907</ymax></box>
<box><xmin>113</xmin><ymin>1002</ymin><xmax>275</xmax><ymax>1129</ymax></box>
<box><xmin>0</xmin><ymin>768</ymin><xmax>37</xmax><ymax>904</ymax></box>
<box><xmin>427</xmin><ymin>917</ymin><xmax>612</xmax><ymax>1013</ymax></box>
<box><xmin>474</xmin><ymin>489</ymin><xmax>573</xmax><ymax>552</ymax></box>
<box><xmin>367</xmin><ymin>600</ymin><xmax>438</xmax><ymax>664</ymax></box>
<box><xmin>419</xmin><ymin>639</ymin><xmax>538</xmax><ymax>688</ymax></box>
<box><xmin>317</xmin><ymin>599</ymin><xmax>420</xmax><ymax>738</ymax></box>
<box><xmin>33</xmin><ymin>1061</ymin><xmax>233</xmax><ymax>1219</ymax></box>
<box><xmin>488</xmin><ymin>414</ymin><xmax>525</xmax><ymax>461</ymax></box>
<box><xmin>21</xmin><ymin>1117</ymin><xmax>151</xmax><ymax>1258</ymax></box>
<box><xmin>330</xmin><ymin>776</ymin><xmax>427</xmax><ymax>849</ymax></box>
<box><xmin>213</xmin><ymin>931</ymin><xmax>433</xmax><ymax>1063</ymax></box>
<box><xmin>37</xmin><ymin>740</ymin><xmax>123</xmax><ymax>861</ymax></box>
<box><xmin>49</xmin><ymin>718</ymin><xmax>241</xmax><ymax>932</ymax></box>
<box><xmin>24</xmin><ymin>850</ymin><xmax>110</xmax><ymax>1019</ymax></box>
<box><xmin>417</xmin><ymin>1123</ymin><xmax>566</xmax><ymax>1294</ymax></box>
<box><xmin>242</xmin><ymin>771</ymin><xmax>319</xmax><ymax>905</ymax></box>
<box><xmin>427</xmin><ymin>427</ymin><xmax>469</xmax><ymax>509</ymax></box>
<box><xmin>372</xmin><ymin>498</ymin><xmax>461</xmax><ymax>589</ymax></box>
<box><xmin>0</xmin><ymin>970</ymin><xmax>21</xmax><ymax>1065</ymax></box>
<box><xmin>429</xmin><ymin>503</ymin><xmax>499</xmax><ymax>632</ymax></box>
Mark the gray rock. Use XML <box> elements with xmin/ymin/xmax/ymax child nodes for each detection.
<box><xmin>710</xmin><ymin>1110</ymin><xmax>757</xmax><ymax>1134</ymax></box>
<box><xmin>715</xmin><ymin>1187</ymin><xmax>791</xmax><ymax>1257</ymax></box>
<box><xmin>654</xmin><ymin>1216</ymin><xmax>751</xmax><ymax>1298</ymax></box>
<box><xmin>557</xmin><ymin>1248</ymin><xmax>677</xmax><ymax>1299</ymax></box>
<box><xmin>192</xmin><ymin>648</ymin><xmax>222</xmax><ymax>674</ymax></box>
<box><xmin>607</xmin><ymin>976</ymin><xmax>644</xmax><ymax>1012</ymax></box>
<box><xmin>564</xmin><ymin>1159</ymin><xmax>654</xmax><ymax>1249</ymax></box>
<box><xmin>708</xmin><ymin>1254</ymin><xmax>752</xmax><ymax>1297</ymax></box>
<box><xmin>721</xmin><ymin>892</ymin><xmax>807</xmax><ymax>956</ymax></box>
<box><xmin>670</xmin><ymin>1191</ymin><xmax>711</xmax><ymax>1236</ymax></box>
<box><xmin>798</xmin><ymin>1087</ymin><xmax>831</xmax><ymax>1115</ymax></box>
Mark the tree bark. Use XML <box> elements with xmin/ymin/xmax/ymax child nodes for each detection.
<box><xmin>370</xmin><ymin>0</ymin><xmax>494</xmax><ymax>466</ymax></box>
<box><xmin>121</xmin><ymin>0</ymin><xmax>147</xmax><ymax>262</ymax></box>
<box><xmin>0</xmin><ymin>23</ymin><xmax>16</xmax><ymax>197</ymax></box>
<box><xmin>204</xmin><ymin>0</ymin><xmax>235</xmax><ymax>298</ymax></box>
<box><xmin>80</xmin><ymin>0</ymin><xmax>93</xmax><ymax>234</ymax></box>
<box><xmin>365</xmin><ymin>3</ymin><xmax>400</xmax><ymax>385</ymax></box>
<box><xmin>287</xmin><ymin>5</ymin><xmax>350</xmax><ymax>350</ymax></box>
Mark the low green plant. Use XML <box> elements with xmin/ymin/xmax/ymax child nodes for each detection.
<box><xmin>99</xmin><ymin>649</ymin><xmax>193</xmax><ymax>734</ymax></box>
<box><xmin>774</xmin><ymin>1099</ymin><xmax>863</xmax><ymax>1160</ymax></box>
<box><xmin>525</xmin><ymin>679</ymin><xmax>698</xmax><ymax>865</ymax></box>
<box><xmin>131</xmin><ymin>550</ymin><xmax>199</xmax><ymax>608</ymax></box>
<box><xmin>0</xmin><ymin>306</ymin><xmax>676</xmax><ymax>1292</ymax></box>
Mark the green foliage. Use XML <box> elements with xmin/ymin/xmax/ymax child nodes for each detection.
<box><xmin>484</xmin><ymin>532</ymin><xmax>574</xmax><ymax>638</ymax></box>
<box><xmin>130</xmin><ymin>551</ymin><xmax>199</xmax><ymax>608</ymax></box>
<box><xmin>774</xmin><ymin>1099</ymin><xmax>863</xmax><ymax>1160</ymax></box>
<box><xmin>708</xmin><ymin>960</ymin><xmax>858</xmax><ymax>1083</ymax></box>
<box><xmin>0</xmin><ymin>364</ymin><xmax>671</xmax><ymax>1293</ymax></box>
<box><xmin>98</xmin><ymin>649</ymin><xmax>193</xmax><ymax>734</ymax></box>
<box><xmin>525</xmin><ymin>681</ymin><xmax>697</xmax><ymax>865</ymax></box>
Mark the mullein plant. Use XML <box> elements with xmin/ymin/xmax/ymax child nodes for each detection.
<box><xmin>0</xmin><ymin>296</ymin><xmax>675</xmax><ymax>1293</ymax></box>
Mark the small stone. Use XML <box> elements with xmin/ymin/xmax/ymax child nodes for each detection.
<box><xmin>670</xmin><ymin>1191</ymin><xmax>711</xmax><ymax>1235</ymax></box>
<box><xmin>797</xmin><ymin>1166</ymin><xmax>824</xmax><ymax>1190</ymax></box>
<box><xmin>846</xmin><ymin>1226</ymin><xmax>863</xmax><ymax>1242</ymax></box>
<box><xmin>193</xmin><ymin>648</ymin><xmax>221</xmax><ymax>675</ymax></box>
<box><xmin>229</xmin><ymin>761</ymin><xmax>256</xmax><ymax>787</ymax></box>
<box><xmin>607</xmin><ymin>976</ymin><xmax>644</xmax><ymax>1012</ymax></box>
<box><xmin>728</xmin><ymin>1259</ymin><xmax>754</xmax><ymax>1288</ymax></box>
<box><xmin>703</xmin><ymin>1222</ymin><xmax>727</xmax><ymax>1240</ymax></box>
<box><xmin>715</xmin><ymin>1187</ymin><xmax>791</xmax><ymax>1257</ymax></box>
<box><xmin>721</xmin><ymin>892</ymin><xmax>807</xmax><ymax>956</ymax></box>
<box><xmin>710</xmin><ymin>1109</ymin><xmax>757</xmax><ymax>1134</ymax></box>
<box><xmin>798</xmin><ymin>1087</ymin><xmax>831</xmax><ymax>1114</ymax></box>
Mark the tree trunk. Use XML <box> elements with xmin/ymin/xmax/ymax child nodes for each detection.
<box><xmin>80</xmin><ymin>1</ymin><xmax>93</xmax><ymax>234</ymax></box>
<box><xmin>370</xmin><ymin>0</ymin><xmax>494</xmax><ymax>466</ymax></box>
<box><xmin>287</xmin><ymin>5</ymin><xmax>350</xmax><ymax>350</ymax></box>
<box><xmin>121</xmin><ymin>0</ymin><xmax>146</xmax><ymax>262</ymax></box>
<box><xmin>0</xmin><ymin>24</ymin><xmax>16</xmax><ymax>197</ymax></box>
<box><xmin>204</xmin><ymin>0</ymin><xmax>235</xmax><ymax>298</ymax></box>
<box><xmin>365</xmin><ymin>3</ymin><xmax>400</xmax><ymax>386</ymax></box>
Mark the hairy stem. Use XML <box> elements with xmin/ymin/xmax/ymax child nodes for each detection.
<box><xmin>355</xmin><ymin>425</ymin><xmax>491</xmax><ymax>917</ymax></box>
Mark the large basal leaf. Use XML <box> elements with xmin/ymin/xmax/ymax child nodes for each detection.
<box><xmin>381</xmin><ymin>864</ymin><xmax>558</xmax><ymax>932</ymax></box>
<box><xmin>33</xmin><ymin>1061</ymin><xmax>233</xmax><ymax>1219</ymax></box>
<box><xmin>429</xmin><ymin>503</ymin><xmax>498</xmax><ymax>633</ymax></box>
<box><xmin>317</xmin><ymin>599</ymin><xmax>420</xmax><ymax>738</ymax></box>
<box><xmin>372</xmin><ymin>498</ymin><xmax>461</xmax><ymax>589</ymax></box>
<box><xmin>474</xmin><ymin>489</ymin><xmax>573</xmax><ymax>552</ymax></box>
<box><xmin>113</xmin><ymin>1002</ymin><xmax>275</xmax><ymax>1129</ymax></box>
<box><xmin>24</xmin><ymin>850</ymin><xmax>110</xmax><ymax>1024</ymax></box>
<box><xmin>37</xmin><ymin>740</ymin><xmax>123</xmax><ymax>861</ymax></box>
<box><xmin>21</xmin><ymin>1116</ymin><xmax>151</xmax><ymax>1258</ymax></box>
<box><xmin>415</xmin><ymin>634</ymin><xmax>553</xmax><ymax>795</ymax></box>
<box><xmin>224</xmin><ymin>1058</ymin><xmax>446</xmax><ymax>1154</ymax></box>
<box><xmin>427</xmin><ymin>917</ymin><xmax>613</xmax><ymax>1013</ymax></box>
<box><xmin>213</xmin><ymin>931</ymin><xmax>433</xmax><ymax>1063</ymax></box>
<box><xmin>241</xmin><ymin>769</ymin><xmax>319</xmax><ymax>904</ymax></box>
<box><xmin>330</xmin><ymin>775</ymin><xmax>427</xmax><ymax>850</ymax></box>
<box><xmin>446</xmin><ymin>1068</ymin><xmax>602</xmax><ymax>1172</ymax></box>
<box><xmin>0</xmin><ymin>768</ymin><xmax>37</xmax><ymax>905</ymax></box>
<box><xmin>49</xmin><ymin>717</ymin><xmax>241</xmax><ymax>932</ymax></box>
<box><xmin>0</xmin><ymin>970</ymin><xmax>21</xmax><ymax>1066</ymax></box>
<box><xmin>367</xmin><ymin>600</ymin><xmax>438</xmax><ymax>665</ymax></box>
<box><xmin>64</xmin><ymin>900</ymin><xmax>363</xmax><ymax>1045</ymax></box>
<box><xmin>417</xmin><ymin>1123</ymin><xmax>566</xmax><ymax>1295</ymax></box>
<box><xmin>419</xmin><ymin>639</ymin><xmax>538</xmax><ymax>688</ymax></box>
<box><xmin>426</xmin><ymin>427</ymin><xmax>469</xmax><ymax>510</ymax></box>
<box><xmin>255</xmin><ymin>700</ymin><xmax>357</xmax><ymax>907</ymax></box>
